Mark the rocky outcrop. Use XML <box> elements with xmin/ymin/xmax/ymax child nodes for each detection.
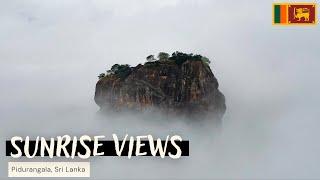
<box><xmin>95</xmin><ymin>58</ymin><xmax>226</xmax><ymax>121</ymax></box>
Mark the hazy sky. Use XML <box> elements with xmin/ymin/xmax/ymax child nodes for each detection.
<box><xmin>1</xmin><ymin>0</ymin><xmax>320</xmax><ymax>179</ymax></box>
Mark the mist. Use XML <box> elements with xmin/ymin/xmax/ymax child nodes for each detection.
<box><xmin>1</xmin><ymin>0</ymin><xmax>320</xmax><ymax>179</ymax></box>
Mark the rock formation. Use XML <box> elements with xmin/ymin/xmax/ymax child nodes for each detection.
<box><xmin>94</xmin><ymin>52</ymin><xmax>226</xmax><ymax>121</ymax></box>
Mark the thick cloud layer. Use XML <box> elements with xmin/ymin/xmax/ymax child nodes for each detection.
<box><xmin>1</xmin><ymin>0</ymin><xmax>320</xmax><ymax>178</ymax></box>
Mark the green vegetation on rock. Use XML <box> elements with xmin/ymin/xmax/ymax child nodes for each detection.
<box><xmin>158</xmin><ymin>52</ymin><xmax>170</xmax><ymax>61</ymax></box>
<box><xmin>99</xmin><ymin>51</ymin><xmax>211</xmax><ymax>79</ymax></box>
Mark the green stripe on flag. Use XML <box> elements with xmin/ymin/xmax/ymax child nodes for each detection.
<box><xmin>274</xmin><ymin>5</ymin><xmax>280</xmax><ymax>23</ymax></box>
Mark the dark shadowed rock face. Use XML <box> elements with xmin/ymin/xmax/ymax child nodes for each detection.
<box><xmin>95</xmin><ymin>60</ymin><xmax>226</xmax><ymax>121</ymax></box>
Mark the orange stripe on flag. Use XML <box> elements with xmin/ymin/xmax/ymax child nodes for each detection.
<box><xmin>280</xmin><ymin>5</ymin><xmax>287</xmax><ymax>24</ymax></box>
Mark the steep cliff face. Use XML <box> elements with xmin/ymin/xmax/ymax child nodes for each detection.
<box><xmin>95</xmin><ymin>59</ymin><xmax>226</xmax><ymax>120</ymax></box>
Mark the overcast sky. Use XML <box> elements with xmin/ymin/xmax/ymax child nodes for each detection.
<box><xmin>1</xmin><ymin>0</ymin><xmax>320</xmax><ymax>179</ymax></box>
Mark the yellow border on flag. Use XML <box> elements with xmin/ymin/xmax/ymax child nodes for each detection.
<box><xmin>272</xmin><ymin>2</ymin><xmax>317</xmax><ymax>26</ymax></box>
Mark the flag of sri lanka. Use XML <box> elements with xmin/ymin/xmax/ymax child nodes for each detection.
<box><xmin>273</xmin><ymin>3</ymin><xmax>317</xmax><ymax>25</ymax></box>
